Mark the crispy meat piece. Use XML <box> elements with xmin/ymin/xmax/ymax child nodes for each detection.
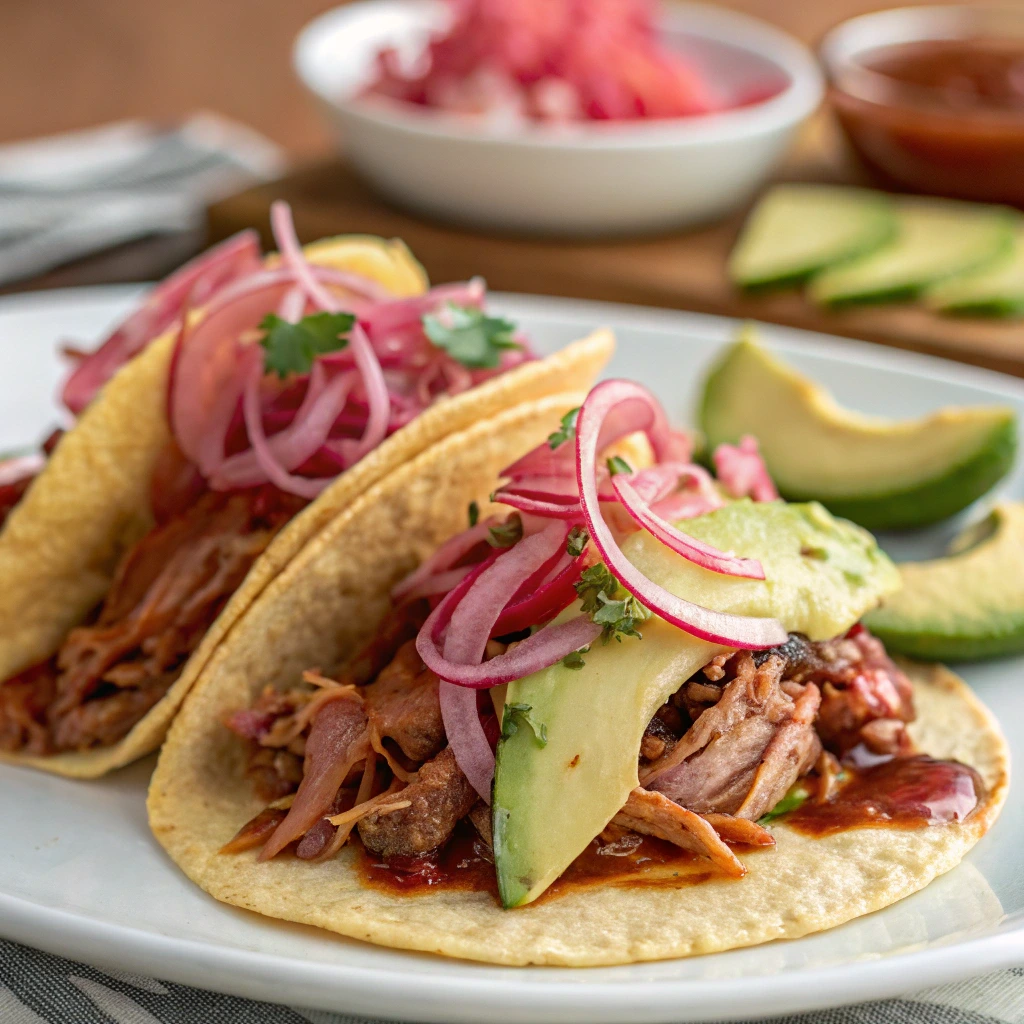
<box><xmin>613</xmin><ymin>788</ymin><xmax>745</xmax><ymax>878</ymax></box>
<box><xmin>364</xmin><ymin>641</ymin><xmax>444</xmax><ymax>762</ymax></box>
<box><xmin>358</xmin><ymin>747</ymin><xmax>476</xmax><ymax>858</ymax></box>
<box><xmin>643</xmin><ymin>654</ymin><xmax>819</xmax><ymax>820</ymax></box>
<box><xmin>639</xmin><ymin>713</ymin><xmax>678</xmax><ymax>762</ymax></box>
<box><xmin>0</xmin><ymin>487</ymin><xmax>302</xmax><ymax>755</ymax></box>
<box><xmin>700</xmin><ymin>812</ymin><xmax>774</xmax><ymax>847</ymax></box>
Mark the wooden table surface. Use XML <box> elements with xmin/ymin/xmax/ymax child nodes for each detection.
<box><xmin>0</xmin><ymin>0</ymin><xmax>945</xmax><ymax>156</ymax></box>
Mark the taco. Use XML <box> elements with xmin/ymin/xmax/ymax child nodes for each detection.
<box><xmin>0</xmin><ymin>205</ymin><xmax>613</xmax><ymax>777</ymax></box>
<box><xmin>149</xmin><ymin>382</ymin><xmax>1007</xmax><ymax>966</ymax></box>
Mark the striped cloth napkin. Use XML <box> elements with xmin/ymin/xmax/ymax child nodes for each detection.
<box><xmin>2</xmin><ymin>939</ymin><xmax>1022</xmax><ymax>1024</ymax></box>
<box><xmin>0</xmin><ymin>114</ymin><xmax>283</xmax><ymax>286</ymax></box>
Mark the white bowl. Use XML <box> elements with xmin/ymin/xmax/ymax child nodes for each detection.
<box><xmin>294</xmin><ymin>0</ymin><xmax>824</xmax><ymax>236</ymax></box>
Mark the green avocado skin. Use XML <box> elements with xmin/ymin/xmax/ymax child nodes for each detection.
<box><xmin>864</xmin><ymin>618</ymin><xmax>1024</xmax><ymax>662</ymax></box>
<box><xmin>699</xmin><ymin>340</ymin><xmax>1018</xmax><ymax>532</ymax></box>
<box><xmin>780</xmin><ymin>419</ymin><xmax>1018</xmax><ymax>531</ymax></box>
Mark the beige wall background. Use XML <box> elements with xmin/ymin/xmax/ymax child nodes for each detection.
<box><xmin>2</xmin><ymin>0</ymin><xmax>939</xmax><ymax>155</ymax></box>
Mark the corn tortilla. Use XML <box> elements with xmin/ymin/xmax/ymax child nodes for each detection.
<box><xmin>147</xmin><ymin>398</ymin><xmax>1009</xmax><ymax>966</ymax></box>
<box><xmin>0</xmin><ymin>245</ymin><xmax>613</xmax><ymax>778</ymax></box>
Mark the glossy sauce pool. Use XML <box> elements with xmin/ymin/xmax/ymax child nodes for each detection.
<box><xmin>356</xmin><ymin>756</ymin><xmax>984</xmax><ymax>901</ymax></box>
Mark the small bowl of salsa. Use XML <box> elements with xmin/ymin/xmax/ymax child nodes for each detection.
<box><xmin>820</xmin><ymin>5</ymin><xmax>1024</xmax><ymax>205</ymax></box>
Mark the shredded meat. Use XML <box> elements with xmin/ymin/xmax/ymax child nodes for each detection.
<box><xmin>358</xmin><ymin>747</ymin><xmax>476</xmax><ymax>858</ymax></box>
<box><xmin>364</xmin><ymin>641</ymin><xmax>444</xmax><ymax>762</ymax></box>
<box><xmin>643</xmin><ymin>653</ymin><xmax>821</xmax><ymax>819</ymax></box>
<box><xmin>0</xmin><ymin>486</ymin><xmax>303</xmax><ymax>755</ymax></box>
<box><xmin>784</xmin><ymin>630</ymin><xmax>915</xmax><ymax>755</ymax></box>
<box><xmin>614</xmin><ymin>788</ymin><xmax>745</xmax><ymax>877</ymax></box>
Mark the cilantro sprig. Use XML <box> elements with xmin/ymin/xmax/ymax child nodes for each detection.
<box><xmin>423</xmin><ymin>304</ymin><xmax>522</xmax><ymax>369</ymax></box>
<box><xmin>468</xmin><ymin>501</ymin><xmax>480</xmax><ymax>528</ymax></box>
<box><xmin>606</xmin><ymin>455</ymin><xmax>633</xmax><ymax>476</ymax></box>
<box><xmin>567</xmin><ymin>526</ymin><xmax>589</xmax><ymax>558</ymax></box>
<box><xmin>562</xmin><ymin>647</ymin><xmax>590</xmax><ymax>670</ymax></box>
<box><xmin>502</xmin><ymin>703</ymin><xmax>548</xmax><ymax>746</ymax></box>
<box><xmin>548</xmin><ymin>408</ymin><xmax>579</xmax><ymax>450</ymax></box>
<box><xmin>259</xmin><ymin>311</ymin><xmax>355</xmax><ymax>378</ymax></box>
<box><xmin>488</xmin><ymin>515</ymin><xmax>523</xmax><ymax>548</ymax></box>
<box><xmin>574</xmin><ymin>563</ymin><xmax>650</xmax><ymax>643</ymax></box>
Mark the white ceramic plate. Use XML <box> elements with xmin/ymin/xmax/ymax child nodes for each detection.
<box><xmin>1</xmin><ymin>287</ymin><xmax>1022</xmax><ymax>1023</ymax></box>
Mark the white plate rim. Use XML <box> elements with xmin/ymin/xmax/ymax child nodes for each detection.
<box><xmin>1</xmin><ymin>284</ymin><xmax>1022</xmax><ymax>1024</ymax></box>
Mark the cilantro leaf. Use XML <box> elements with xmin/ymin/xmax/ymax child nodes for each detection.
<box><xmin>574</xmin><ymin>563</ymin><xmax>650</xmax><ymax>643</ymax></box>
<box><xmin>468</xmin><ymin>501</ymin><xmax>480</xmax><ymax>528</ymax></box>
<box><xmin>502</xmin><ymin>703</ymin><xmax>548</xmax><ymax>746</ymax></box>
<box><xmin>259</xmin><ymin>311</ymin><xmax>354</xmax><ymax>378</ymax></box>
<box><xmin>548</xmin><ymin>408</ymin><xmax>580</xmax><ymax>449</ymax></box>
<box><xmin>562</xmin><ymin>647</ymin><xmax>589</xmax><ymax>670</ymax></box>
<box><xmin>488</xmin><ymin>515</ymin><xmax>523</xmax><ymax>548</ymax></box>
<box><xmin>567</xmin><ymin>526</ymin><xmax>589</xmax><ymax>558</ymax></box>
<box><xmin>757</xmin><ymin>784</ymin><xmax>809</xmax><ymax>825</ymax></box>
<box><xmin>606</xmin><ymin>455</ymin><xmax>633</xmax><ymax>476</ymax></box>
<box><xmin>423</xmin><ymin>304</ymin><xmax>522</xmax><ymax>369</ymax></box>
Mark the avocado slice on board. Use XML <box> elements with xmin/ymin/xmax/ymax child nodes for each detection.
<box><xmin>728</xmin><ymin>185</ymin><xmax>897</xmax><ymax>290</ymax></box>
<box><xmin>699</xmin><ymin>332</ymin><xmax>1017</xmax><ymax>530</ymax></box>
<box><xmin>926</xmin><ymin>224</ymin><xmax>1024</xmax><ymax>318</ymax></box>
<box><xmin>492</xmin><ymin>500</ymin><xmax>899</xmax><ymax>908</ymax></box>
<box><xmin>865</xmin><ymin>502</ymin><xmax>1024</xmax><ymax>661</ymax></box>
<box><xmin>809</xmin><ymin>198</ymin><xmax>1015</xmax><ymax>306</ymax></box>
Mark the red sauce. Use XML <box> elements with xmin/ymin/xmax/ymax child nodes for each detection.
<box><xmin>829</xmin><ymin>37</ymin><xmax>1024</xmax><ymax>203</ymax></box>
<box><xmin>867</xmin><ymin>40</ymin><xmax>1024</xmax><ymax>112</ymax></box>
<box><xmin>356</xmin><ymin>756</ymin><xmax>983</xmax><ymax>900</ymax></box>
<box><xmin>785</xmin><ymin>755</ymin><xmax>983</xmax><ymax>838</ymax></box>
<box><xmin>357</xmin><ymin>822</ymin><xmax>725</xmax><ymax>903</ymax></box>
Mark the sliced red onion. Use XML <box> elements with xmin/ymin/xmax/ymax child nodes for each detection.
<box><xmin>444</xmin><ymin>523</ymin><xmax>566</xmax><ymax>665</ymax></box>
<box><xmin>391</xmin><ymin>516</ymin><xmax>497</xmax><ymax>602</ymax></box>
<box><xmin>419</xmin><ymin>610</ymin><xmax>602</xmax><ymax>690</ymax></box>
<box><xmin>612</xmin><ymin>475</ymin><xmax>765</xmax><ymax>580</ymax></box>
<box><xmin>277</xmin><ymin>285</ymin><xmax>308</xmax><ymax>321</ymax></box>
<box><xmin>493</xmin><ymin>550</ymin><xmax>584</xmax><ymax>636</ymax></box>
<box><xmin>576</xmin><ymin>381</ymin><xmax>787</xmax><ymax>649</ymax></box>
<box><xmin>61</xmin><ymin>230</ymin><xmax>261</xmax><ymax>415</ymax></box>
<box><xmin>491</xmin><ymin>491</ymin><xmax>580</xmax><ymax>519</ymax></box>
<box><xmin>440</xmin><ymin>681</ymin><xmax>496</xmax><ymax>802</ymax></box>
<box><xmin>501</xmin><ymin>440</ymin><xmax>577</xmax><ymax>481</ymax></box>
<box><xmin>270</xmin><ymin>201</ymin><xmax>389</xmax><ymax>305</ymax></box>
<box><xmin>714</xmin><ymin>435</ymin><xmax>779</xmax><ymax>502</ymax></box>
<box><xmin>400</xmin><ymin>565</ymin><xmax>475</xmax><ymax>601</ymax></box>
<box><xmin>241</xmin><ymin>355</ymin><xmax>333</xmax><ymax>500</ymax></box>
<box><xmin>212</xmin><ymin>367</ymin><xmax>357</xmax><ymax>490</ymax></box>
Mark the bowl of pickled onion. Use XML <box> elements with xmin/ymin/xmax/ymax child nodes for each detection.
<box><xmin>295</xmin><ymin>0</ymin><xmax>822</xmax><ymax>235</ymax></box>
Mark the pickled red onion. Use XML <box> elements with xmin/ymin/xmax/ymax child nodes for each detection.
<box><xmin>61</xmin><ymin>230</ymin><xmax>261</xmax><ymax>415</ymax></box>
<box><xmin>576</xmin><ymin>380</ymin><xmax>787</xmax><ymax>648</ymax></box>
<box><xmin>611</xmin><ymin>475</ymin><xmax>764</xmax><ymax>579</ymax></box>
<box><xmin>714</xmin><ymin>436</ymin><xmax>779</xmax><ymax>502</ymax></box>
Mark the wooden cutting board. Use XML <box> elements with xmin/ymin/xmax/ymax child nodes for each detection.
<box><xmin>207</xmin><ymin>118</ymin><xmax>1024</xmax><ymax>377</ymax></box>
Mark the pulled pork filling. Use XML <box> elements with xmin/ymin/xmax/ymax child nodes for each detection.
<box><xmin>0</xmin><ymin>486</ymin><xmax>304</xmax><ymax>755</ymax></box>
<box><xmin>223</xmin><ymin>615</ymin><xmax>916</xmax><ymax>881</ymax></box>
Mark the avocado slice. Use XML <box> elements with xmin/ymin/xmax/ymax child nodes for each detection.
<box><xmin>492</xmin><ymin>500</ymin><xmax>899</xmax><ymax>908</ymax></box>
<box><xmin>809</xmin><ymin>198</ymin><xmax>1015</xmax><ymax>306</ymax></box>
<box><xmin>728</xmin><ymin>185</ymin><xmax>897</xmax><ymax>290</ymax></box>
<box><xmin>926</xmin><ymin>224</ymin><xmax>1024</xmax><ymax>318</ymax></box>
<box><xmin>699</xmin><ymin>332</ymin><xmax>1017</xmax><ymax>530</ymax></box>
<box><xmin>865</xmin><ymin>502</ymin><xmax>1024</xmax><ymax>660</ymax></box>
